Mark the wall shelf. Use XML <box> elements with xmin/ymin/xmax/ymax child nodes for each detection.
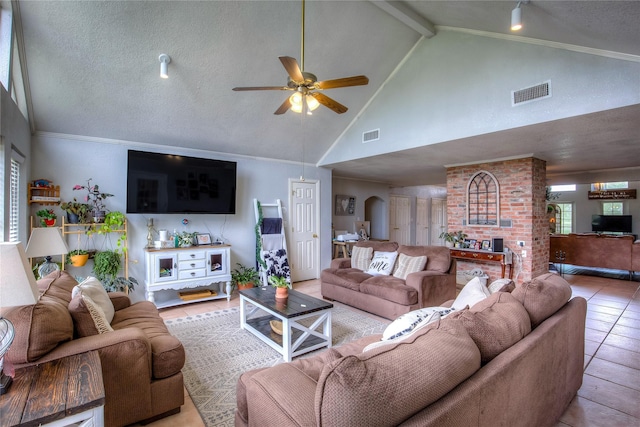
<box><xmin>28</xmin><ymin>185</ymin><xmax>60</xmax><ymax>205</ymax></box>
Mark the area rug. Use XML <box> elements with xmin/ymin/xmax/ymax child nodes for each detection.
<box><xmin>165</xmin><ymin>304</ymin><xmax>389</xmax><ymax>427</ymax></box>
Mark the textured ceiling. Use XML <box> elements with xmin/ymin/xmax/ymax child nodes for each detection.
<box><xmin>14</xmin><ymin>1</ymin><xmax>640</xmax><ymax>186</ymax></box>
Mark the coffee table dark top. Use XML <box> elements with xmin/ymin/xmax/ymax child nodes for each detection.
<box><xmin>239</xmin><ymin>287</ymin><xmax>333</xmax><ymax>318</ymax></box>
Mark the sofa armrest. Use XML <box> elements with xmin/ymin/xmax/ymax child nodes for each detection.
<box><xmin>330</xmin><ymin>258</ymin><xmax>351</xmax><ymax>269</ymax></box>
<box><xmin>109</xmin><ymin>292</ymin><xmax>131</xmax><ymax>311</ymax></box>
<box><xmin>406</xmin><ymin>270</ymin><xmax>457</xmax><ymax>308</ymax></box>
<box><xmin>245</xmin><ymin>363</ymin><xmax>317</xmax><ymax>426</ymax></box>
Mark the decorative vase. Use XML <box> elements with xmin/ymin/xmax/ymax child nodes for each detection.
<box><xmin>238</xmin><ymin>283</ymin><xmax>254</xmax><ymax>291</ymax></box>
<box><xmin>275</xmin><ymin>297</ymin><xmax>288</xmax><ymax>310</ymax></box>
<box><xmin>275</xmin><ymin>287</ymin><xmax>289</xmax><ymax>300</ymax></box>
<box><xmin>67</xmin><ymin>212</ymin><xmax>80</xmax><ymax>224</ymax></box>
<box><xmin>70</xmin><ymin>254</ymin><xmax>89</xmax><ymax>267</ymax></box>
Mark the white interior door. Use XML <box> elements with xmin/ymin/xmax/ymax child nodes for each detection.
<box><xmin>389</xmin><ymin>195</ymin><xmax>410</xmax><ymax>245</ymax></box>
<box><xmin>289</xmin><ymin>179</ymin><xmax>319</xmax><ymax>282</ymax></box>
<box><xmin>431</xmin><ymin>197</ymin><xmax>447</xmax><ymax>246</ymax></box>
<box><xmin>416</xmin><ymin>198</ymin><xmax>429</xmax><ymax>245</ymax></box>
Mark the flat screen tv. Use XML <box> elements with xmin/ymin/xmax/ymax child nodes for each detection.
<box><xmin>591</xmin><ymin>215</ymin><xmax>632</xmax><ymax>234</ymax></box>
<box><xmin>126</xmin><ymin>150</ymin><xmax>236</xmax><ymax>214</ymax></box>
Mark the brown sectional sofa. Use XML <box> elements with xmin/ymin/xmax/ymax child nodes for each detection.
<box><xmin>2</xmin><ymin>271</ymin><xmax>185</xmax><ymax>427</ymax></box>
<box><xmin>550</xmin><ymin>233</ymin><xmax>639</xmax><ymax>275</ymax></box>
<box><xmin>236</xmin><ymin>273</ymin><xmax>586</xmax><ymax>427</ymax></box>
<box><xmin>321</xmin><ymin>241</ymin><xmax>457</xmax><ymax>320</ymax></box>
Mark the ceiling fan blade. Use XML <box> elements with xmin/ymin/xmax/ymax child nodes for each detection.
<box><xmin>279</xmin><ymin>56</ymin><xmax>305</xmax><ymax>84</ymax></box>
<box><xmin>232</xmin><ymin>86</ymin><xmax>290</xmax><ymax>91</ymax></box>
<box><xmin>274</xmin><ymin>97</ymin><xmax>291</xmax><ymax>115</ymax></box>
<box><xmin>310</xmin><ymin>92</ymin><xmax>348</xmax><ymax>114</ymax></box>
<box><xmin>316</xmin><ymin>75</ymin><xmax>369</xmax><ymax>90</ymax></box>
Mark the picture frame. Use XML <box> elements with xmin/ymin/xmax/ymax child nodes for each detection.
<box><xmin>196</xmin><ymin>233</ymin><xmax>212</xmax><ymax>246</ymax></box>
<box><xmin>468</xmin><ymin>239</ymin><xmax>477</xmax><ymax>248</ymax></box>
<box><xmin>335</xmin><ymin>195</ymin><xmax>356</xmax><ymax>216</ymax></box>
<box><xmin>481</xmin><ymin>240</ymin><xmax>491</xmax><ymax>250</ymax></box>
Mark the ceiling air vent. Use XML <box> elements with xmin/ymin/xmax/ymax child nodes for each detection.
<box><xmin>512</xmin><ymin>80</ymin><xmax>551</xmax><ymax>106</ymax></box>
<box><xmin>362</xmin><ymin>129</ymin><xmax>380</xmax><ymax>143</ymax></box>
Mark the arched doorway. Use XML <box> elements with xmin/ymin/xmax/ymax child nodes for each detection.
<box><xmin>364</xmin><ymin>196</ymin><xmax>387</xmax><ymax>240</ymax></box>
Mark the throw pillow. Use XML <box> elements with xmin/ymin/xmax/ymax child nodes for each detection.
<box><xmin>351</xmin><ymin>246</ymin><xmax>373</xmax><ymax>271</ymax></box>
<box><xmin>488</xmin><ymin>278</ymin><xmax>516</xmax><ymax>294</ymax></box>
<box><xmin>82</xmin><ymin>295</ymin><xmax>114</xmax><ymax>334</ymax></box>
<box><xmin>392</xmin><ymin>253</ymin><xmax>427</xmax><ymax>280</ymax></box>
<box><xmin>363</xmin><ymin>311</ymin><xmax>441</xmax><ymax>352</ymax></box>
<box><xmin>451</xmin><ymin>276</ymin><xmax>491</xmax><ymax>310</ymax></box>
<box><xmin>381</xmin><ymin>306</ymin><xmax>455</xmax><ymax>341</ymax></box>
<box><xmin>72</xmin><ymin>277</ymin><xmax>115</xmax><ymax>323</ymax></box>
<box><xmin>366</xmin><ymin>251</ymin><xmax>398</xmax><ymax>276</ymax></box>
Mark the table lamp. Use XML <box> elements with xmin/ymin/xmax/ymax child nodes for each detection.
<box><xmin>25</xmin><ymin>227</ymin><xmax>69</xmax><ymax>278</ymax></box>
<box><xmin>0</xmin><ymin>242</ymin><xmax>40</xmax><ymax>395</ymax></box>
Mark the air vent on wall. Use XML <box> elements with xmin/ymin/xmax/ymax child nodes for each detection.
<box><xmin>362</xmin><ymin>129</ymin><xmax>380</xmax><ymax>143</ymax></box>
<box><xmin>512</xmin><ymin>80</ymin><xmax>551</xmax><ymax>106</ymax></box>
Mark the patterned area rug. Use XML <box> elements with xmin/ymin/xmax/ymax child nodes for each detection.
<box><xmin>165</xmin><ymin>304</ymin><xmax>389</xmax><ymax>427</ymax></box>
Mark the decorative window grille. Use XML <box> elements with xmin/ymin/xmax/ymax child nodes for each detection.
<box><xmin>554</xmin><ymin>202</ymin><xmax>574</xmax><ymax>235</ymax></box>
<box><xmin>467</xmin><ymin>171</ymin><xmax>499</xmax><ymax>226</ymax></box>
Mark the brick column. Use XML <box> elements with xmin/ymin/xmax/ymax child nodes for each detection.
<box><xmin>446</xmin><ymin>157</ymin><xmax>548</xmax><ymax>284</ymax></box>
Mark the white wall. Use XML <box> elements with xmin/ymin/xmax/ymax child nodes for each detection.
<box><xmin>32</xmin><ymin>134</ymin><xmax>333</xmax><ymax>302</ymax></box>
<box><xmin>551</xmin><ymin>181</ymin><xmax>640</xmax><ymax>235</ymax></box>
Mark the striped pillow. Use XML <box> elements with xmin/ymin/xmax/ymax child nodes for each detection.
<box><xmin>393</xmin><ymin>253</ymin><xmax>427</xmax><ymax>280</ymax></box>
<box><xmin>351</xmin><ymin>246</ymin><xmax>373</xmax><ymax>271</ymax></box>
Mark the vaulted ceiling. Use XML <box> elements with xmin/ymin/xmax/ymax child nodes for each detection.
<box><xmin>11</xmin><ymin>1</ymin><xmax>640</xmax><ymax>186</ymax></box>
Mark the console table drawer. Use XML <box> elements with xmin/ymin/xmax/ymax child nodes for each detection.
<box><xmin>451</xmin><ymin>250</ymin><xmax>504</xmax><ymax>262</ymax></box>
<box><xmin>178</xmin><ymin>269</ymin><xmax>207</xmax><ymax>280</ymax></box>
<box><xmin>178</xmin><ymin>251</ymin><xmax>205</xmax><ymax>261</ymax></box>
<box><xmin>179</xmin><ymin>259</ymin><xmax>206</xmax><ymax>270</ymax></box>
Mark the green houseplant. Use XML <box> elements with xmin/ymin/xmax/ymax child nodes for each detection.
<box><xmin>177</xmin><ymin>231</ymin><xmax>197</xmax><ymax>248</ymax></box>
<box><xmin>268</xmin><ymin>274</ymin><xmax>290</xmax><ymax>300</ymax></box>
<box><xmin>60</xmin><ymin>199</ymin><xmax>90</xmax><ymax>224</ymax></box>
<box><xmin>66</xmin><ymin>249</ymin><xmax>89</xmax><ymax>267</ymax></box>
<box><xmin>93</xmin><ymin>249</ymin><xmax>137</xmax><ymax>292</ymax></box>
<box><xmin>231</xmin><ymin>263</ymin><xmax>260</xmax><ymax>291</ymax></box>
<box><xmin>72</xmin><ymin>178</ymin><xmax>114</xmax><ymax>222</ymax></box>
<box><xmin>91</xmin><ymin>211</ymin><xmax>127</xmax><ymax>251</ymax></box>
<box><xmin>36</xmin><ymin>208</ymin><xmax>57</xmax><ymax>227</ymax></box>
<box><xmin>439</xmin><ymin>230</ymin><xmax>468</xmax><ymax>248</ymax></box>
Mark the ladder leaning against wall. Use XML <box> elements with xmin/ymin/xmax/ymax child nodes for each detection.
<box><xmin>254</xmin><ymin>199</ymin><xmax>291</xmax><ymax>287</ymax></box>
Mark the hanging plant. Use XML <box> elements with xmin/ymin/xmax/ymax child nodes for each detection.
<box><xmin>88</xmin><ymin>211</ymin><xmax>127</xmax><ymax>252</ymax></box>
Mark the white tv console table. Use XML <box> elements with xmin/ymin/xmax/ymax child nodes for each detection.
<box><xmin>144</xmin><ymin>245</ymin><xmax>232</xmax><ymax>308</ymax></box>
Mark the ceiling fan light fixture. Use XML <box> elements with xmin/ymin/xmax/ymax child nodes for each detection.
<box><xmin>289</xmin><ymin>92</ymin><xmax>303</xmax><ymax>113</ymax></box>
<box><xmin>306</xmin><ymin>94</ymin><xmax>320</xmax><ymax>111</ymax></box>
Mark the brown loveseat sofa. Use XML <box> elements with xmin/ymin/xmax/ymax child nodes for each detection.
<box><xmin>236</xmin><ymin>273</ymin><xmax>586</xmax><ymax>427</ymax></box>
<box><xmin>321</xmin><ymin>241</ymin><xmax>456</xmax><ymax>320</ymax></box>
<box><xmin>2</xmin><ymin>271</ymin><xmax>185</xmax><ymax>427</ymax></box>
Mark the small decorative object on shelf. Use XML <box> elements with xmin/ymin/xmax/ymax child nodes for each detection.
<box><xmin>72</xmin><ymin>178</ymin><xmax>114</xmax><ymax>223</ymax></box>
<box><xmin>28</xmin><ymin>179</ymin><xmax>60</xmax><ymax>205</ymax></box>
<box><xmin>268</xmin><ymin>274</ymin><xmax>290</xmax><ymax>300</ymax></box>
<box><xmin>36</xmin><ymin>208</ymin><xmax>57</xmax><ymax>227</ymax></box>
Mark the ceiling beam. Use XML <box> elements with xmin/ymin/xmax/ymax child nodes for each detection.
<box><xmin>370</xmin><ymin>1</ymin><xmax>436</xmax><ymax>38</ymax></box>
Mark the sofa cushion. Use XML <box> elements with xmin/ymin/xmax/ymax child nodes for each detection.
<box><xmin>111</xmin><ymin>301</ymin><xmax>185</xmax><ymax>379</ymax></box>
<box><xmin>72</xmin><ymin>276</ymin><xmax>115</xmax><ymax>323</ymax></box>
<box><xmin>351</xmin><ymin>245</ymin><xmax>373</xmax><ymax>271</ymax></box>
<box><xmin>451</xmin><ymin>276</ymin><xmax>491</xmax><ymax>310</ymax></box>
<box><xmin>355</xmin><ymin>241</ymin><xmax>399</xmax><ymax>253</ymax></box>
<box><xmin>392</xmin><ymin>253</ymin><xmax>427</xmax><ymax>280</ymax></box>
<box><xmin>360</xmin><ymin>276</ymin><xmax>418</xmax><ymax>305</ymax></box>
<box><xmin>511</xmin><ymin>273</ymin><xmax>572</xmax><ymax>327</ymax></box>
<box><xmin>366</xmin><ymin>251</ymin><xmax>398</xmax><ymax>276</ymax></box>
<box><xmin>320</xmin><ymin>268</ymin><xmax>372</xmax><ymax>291</ymax></box>
<box><xmin>3</xmin><ymin>271</ymin><xmax>77</xmax><ymax>364</ymax></box>
<box><xmin>315</xmin><ymin>319</ymin><xmax>481</xmax><ymax>427</ymax></box>
<box><xmin>399</xmin><ymin>245</ymin><xmax>451</xmax><ymax>273</ymax></box>
<box><xmin>69</xmin><ymin>294</ymin><xmax>114</xmax><ymax>336</ymax></box>
<box><xmin>447</xmin><ymin>292</ymin><xmax>531</xmax><ymax>363</ymax></box>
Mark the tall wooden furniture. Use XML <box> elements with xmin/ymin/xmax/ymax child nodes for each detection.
<box><xmin>450</xmin><ymin>248</ymin><xmax>513</xmax><ymax>279</ymax></box>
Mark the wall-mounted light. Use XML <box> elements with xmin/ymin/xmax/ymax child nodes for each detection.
<box><xmin>511</xmin><ymin>1</ymin><xmax>529</xmax><ymax>32</ymax></box>
<box><xmin>159</xmin><ymin>54</ymin><xmax>171</xmax><ymax>79</ymax></box>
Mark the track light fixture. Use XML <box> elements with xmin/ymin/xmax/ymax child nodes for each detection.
<box><xmin>159</xmin><ymin>54</ymin><xmax>171</xmax><ymax>79</ymax></box>
<box><xmin>511</xmin><ymin>1</ymin><xmax>529</xmax><ymax>31</ymax></box>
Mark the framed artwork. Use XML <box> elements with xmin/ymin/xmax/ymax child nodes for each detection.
<box><xmin>335</xmin><ymin>195</ymin><xmax>356</xmax><ymax>216</ymax></box>
<box><xmin>196</xmin><ymin>233</ymin><xmax>212</xmax><ymax>246</ymax></box>
<box><xmin>481</xmin><ymin>240</ymin><xmax>491</xmax><ymax>250</ymax></box>
<box><xmin>468</xmin><ymin>239</ymin><xmax>477</xmax><ymax>248</ymax></box>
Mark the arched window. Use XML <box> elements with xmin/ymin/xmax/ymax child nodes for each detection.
<box><xmin>467</xmin><ymin>171</ymin><xmax>499</xmax><ymax>226</ymax></box>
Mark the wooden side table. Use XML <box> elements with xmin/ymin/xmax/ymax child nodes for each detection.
<box><xmin>450</xmin><ymin>248</ymin><xmax>514</xmax><ymax>279</ymax></box>
<box><xmin>0</xmin><ymin>351</ymin><xmax>105</xmax><ymax>427</ymax></box>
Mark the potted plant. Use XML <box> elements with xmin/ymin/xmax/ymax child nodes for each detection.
<box><xmin>231</xmin><ymin>263</ymin><xmax>260</xmax><ymax>291</ymax></box>
<box><xmin>66</xmin><ymin>249</ymin><xmax>89</xmax><ymax>267</ymax></box>
<box><xmin>60</xmin><ymin>199</ymin><xmax>90</xmax><ymax>224</ymax></box>
<box><xmin>92</xmin><ymin>211</ymin><xmax>127</xmax><ymax>251</ymax></box>
<box><xmin>439</xmin><ymin>230</ymin><xmax>468</xmax><ymax>248</ymax></box>
<box><xmin>268</xmin><ymin>274</ymin><xmax>290</xmax><ymax>300</ymax></box>
<box><xmin>93</xmin><ymin>249</ymin><xmax>137</xmax><ymax>293</ymax></box>
<box><xmin>177</xmin><ymin>231</ymin><xmax>197</xmax><ymax>248</ymax></box>
<box><xmin>72</xmin><ymin>178</ymin><xmax>114</xmax><ymax>223</ymax></box>
<box><xmin>36</xmin><ymin>208</ymin><xmax>57</xmax><ymax>227</ymax></box>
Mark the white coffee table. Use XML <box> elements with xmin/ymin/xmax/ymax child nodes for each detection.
<box><xmin>239</xmin><ymin>287</ymin><xmax>333</xmax><ymax>362</ymax></box>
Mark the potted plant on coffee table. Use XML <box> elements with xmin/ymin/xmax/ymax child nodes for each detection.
<box><xmin>36</xmin><ymin>209</ymin><xmax>57</xmax><ymax>227</ymax></box>
<box><xmin>268</xmin><ymin>274</ymin><xmax>291</xmax><ymax>300</ymax></box>
<box><xmin>231</xmin><ymin>263</ymin><xmax>260</xmax><ymax>291</ymax></box>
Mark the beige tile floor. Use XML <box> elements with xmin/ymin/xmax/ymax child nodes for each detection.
<box><xmin>140</xmin><ymin>275</ymin><xmax>640</xmax><ymax>427</ymax></box>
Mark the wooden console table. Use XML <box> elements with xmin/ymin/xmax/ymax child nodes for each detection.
<box><xmin>0</xmin><ymin>351</ymin><xmax>104</xmax><ymax>427</ymax></box>
<box><xmin>450</xmin><ymin>248</ymin><xmax>513</xmax><ymax>279</ymax></box>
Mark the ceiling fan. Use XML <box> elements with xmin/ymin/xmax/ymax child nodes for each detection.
<box><xmin>232</xmin><ymin>0</ymin><xmax>369</xmax><ymax>115</ymax></box>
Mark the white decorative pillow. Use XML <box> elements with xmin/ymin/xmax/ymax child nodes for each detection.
<box><xmin>351</xmin><ymin>246</ymin><xmax>373</xmax><ymax>271</ymax></box>
<box><xmin>392</xmin><ymin>253</ymin><xmax>427</xmax><ymax>280</ymax></box>
<box><xmin>363</xmin><ymin>311</ymin><xmax>442</xmax><ymax>352</ymax></box>
<box><xmin>72</xmin><ymin>277</ymin><xmax>115</xmax><ymax>323</ymax></box>
<box><xmin>82</xmin><ymin>295</ymin><xmax>114</xmax><ymax>334</ymax></box>
<box><xmin>366</xmin><ymin>251</ymin><xmax>398</xmax><ymax>276</ymax></box>
<box><xmin>451</xmin><ymin>276</ymin><xmax>491</xmax><ymax>310</ymax></box>
<box><xmin>488</xmin><ymin>278</ymin><xmax>515</xmax><ymax>294</ymax></box>
<box><xmin>381</xmin><ymin>307</ymin><xmax>455</xmax><ymax>341</ymax></box>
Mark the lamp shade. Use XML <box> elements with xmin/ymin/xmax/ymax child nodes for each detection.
<box><xmin>0</xmin><ymin>243</ymin><xmax>39</xmax><ymax>308</ymax></box>
<box><xmin>25</xmin><ymin>227</ymin><xmax>69</xmax><ymax>259</ymax></box>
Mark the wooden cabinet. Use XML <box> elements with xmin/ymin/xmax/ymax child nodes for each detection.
<box><xmin>28</xmin><ymin>185</ymin><xmax>60</xmax><ymax>205</ymax></box>
<box><xmin>144</xmin><ymin>245</ymin><xmax>231</xmax><ymax>308</ymax></box>
<box><xmin>450</xmin><ymin>248</ymin><xmax>513</xmax><ymax>279</ymax></box>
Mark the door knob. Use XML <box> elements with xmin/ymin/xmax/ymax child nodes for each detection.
<box><xmin>313</xmin><ymin>234</ymin><xmax>318</xmax><ymax>238</ymax></box>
